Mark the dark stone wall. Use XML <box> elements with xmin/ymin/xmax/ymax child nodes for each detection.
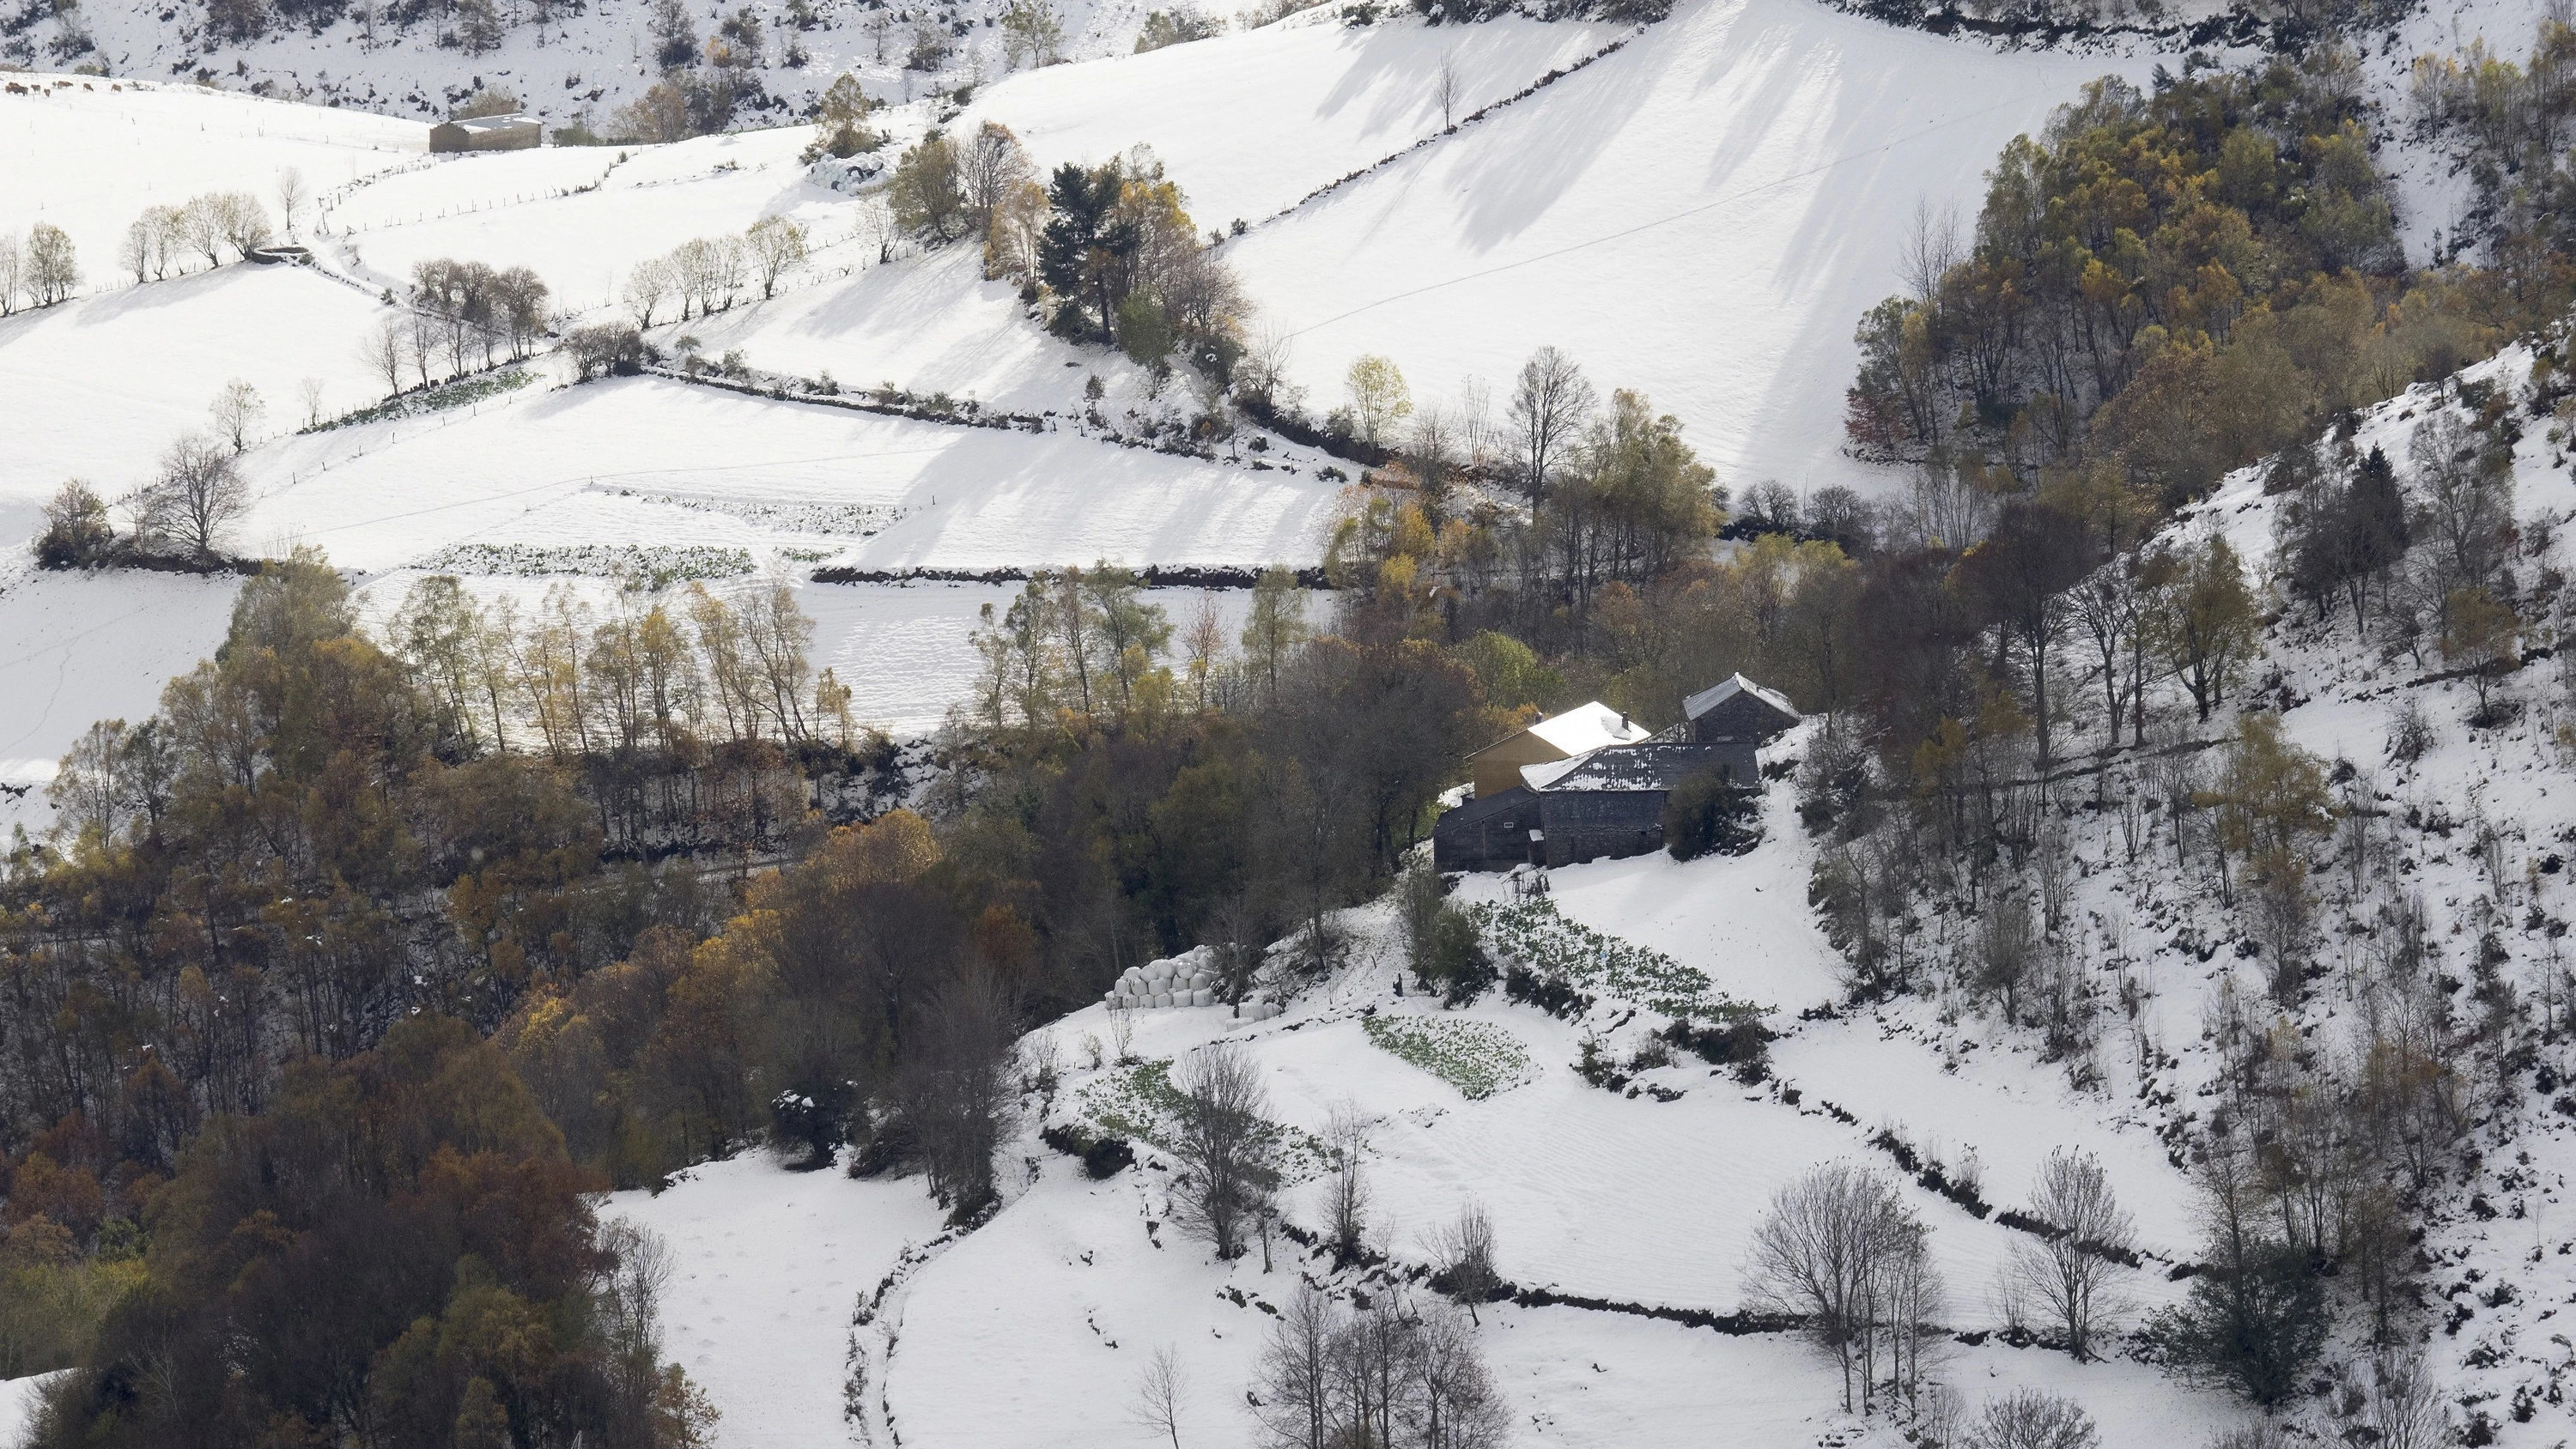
<box><xmin>1432</xmin><ymin>789</ymin><xmax>1541</xmax><ymax>872</ymax></box>
<box><xmin>1538</xmin><ymin>791</ymin><xmax>1668</xmax><ymax>868</ymax></box>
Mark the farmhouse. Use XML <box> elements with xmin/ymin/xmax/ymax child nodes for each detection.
<box><xmin>429</xmin><ymin>113</ymin><xmax>543</xmax><ymax>153</ymax></box>
<box><xmin>1461</xmin><ymin>700</ymin><xmax>1650</xmax><ymax>800</ymax></box>
<box><xmin>1431</xmin><ymin>677</ymin><xmax>1801</xmax><ymax>872</ymax></box>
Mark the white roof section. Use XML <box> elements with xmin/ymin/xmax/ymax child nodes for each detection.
<box><xmin>1520</xmin><ymin>756</ymin><xmax>1584</xmax><ymax>791</ymax></box>
<box><xmin>1682</xmin><ymin>673</ymin><xmax>1799</xmax><ymax>724</ymax></box>
<box><xmin>449</xmin><ymin>112</ymin><xmax>539</xmax><ymax>132</ymax></box>
<box><xmin>1522</xmin><ymin>700</ymin><xmax>1651</xmax><ymax>756</ymax></box>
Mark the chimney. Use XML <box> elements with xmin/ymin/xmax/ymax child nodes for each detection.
<box><xmin>1619</xmin><ymin>712</ymin><xmax>1630</xmax><ymax>731</ymax></box>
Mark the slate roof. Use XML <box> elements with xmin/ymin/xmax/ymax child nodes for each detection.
<box><xmin>450</xmin><ymin>112</ymin><xmax>539</xmax><ymax>134</ymax></box>
<box><xmin>1681</xmin><ymin>674</ymin><xmax>1800</xmax><ymax>727</ymax></box>
<box><xmin>1522</xmin><ymin>742</ymin><xmax>1738</xmax><ymax>793</ymax></box>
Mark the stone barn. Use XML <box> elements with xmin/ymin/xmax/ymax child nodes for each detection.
<box><xmin>1431</xmin><ymin>676</ymin><xmax>1801</xmax><ymax>872</ymax></box>
<box><xmin>1683</xmin><ymin>673</ymin><xmax>1801</xmax><ymax>746</ymax></box>
<box><xmin>430</xmin><ymin>113</ymin><xmax>543</xmax><ymax>153</ymax></box>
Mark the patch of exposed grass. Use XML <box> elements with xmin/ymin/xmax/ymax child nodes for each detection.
<box><xmin>1362</xmin><ymin>1015</ymin><xmax>1532</xmax><ymax>1100</ymax></box>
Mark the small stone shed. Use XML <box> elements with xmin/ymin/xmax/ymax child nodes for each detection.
<box><xmin>430</xmin><ymin>113</ymin><xmax>543</xmax><ymax>153</ymax></box>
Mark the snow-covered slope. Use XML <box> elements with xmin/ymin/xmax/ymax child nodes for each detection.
<box><xmin>608</xmin><ymin>771</ymin><xmax>2250</xmax><ymax>1447</ymax></box>
<box><xmin>2</xmin><ymin>76</ymin><xmax>422</xmax><ymax>286</ymax></box>
<box><xmin>1222</xmin><ymin>0</ymin><xmax>2136</xmax><ymax>494</ymax></box>
<box><xmin>0</xmin><ymin>264</ymin><xmax>397</xmax><ymax>515</ymax></box>
<box><xmin>957</xmin><ymin>9</ymin><xmax>1628</xmax><ymax>230</ymax></box>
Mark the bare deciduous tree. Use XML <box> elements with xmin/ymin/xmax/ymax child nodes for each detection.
<box><xmin>744</xmin><ymin>215</ymin><xmax>811</xmax><ymax>299</ymax></box>
<box><xmin>624</xmin><ymin>255</ymin><xmax>677</xmax><ymax>329</ymax></box>
<box><xmin>1252</xmin><ymin>1289</ymin><xmax>1337</xmax><ymax>1449</ymax></box>
<box><xmin>1505</xmin><ymin>344</ymin><xmax>1595</xmax><ymax>506</ymax></box>
<box><xmin>1965</xmin><ymin>1388</ymin><xmax>2098</xmax><ymax>1449</ymax></box>
<box><xmin>211</xmin><ymin>379</ymin><xmax>265</xmax><ymax>453</ymax></box>
<box><xmin>1428</xmin><ymin>1200</ymin><xmax>1498</xmax><ymax>1325</ymax></box>
<box><xmin>132</xmin><ymin>433</ymin><xmax>248</xmax><ymax>561</ymax></box>
<box><xmin>2004</xmin><ymin>1147</ymin><xmax>2135</xmax><ymax>1360</ymax></box>
<box><xmin>26</xmin><ymin>223</ymin><xmax>79</xmax><ymax>306</ymax></box>
<box><xmin>2367</xmin><ymin>1350</ymin><xmax>2450</xmax><ymax>1449</ymax></box>
<box><xmin>890</xmin><ymin>967</ymin><xmax>1018</xmax><ymax>1221</ymax></box>
<box><xmin>1745</xmin><ymin>1161</ymin><xmax>1938</xmax><ymax>1412</ymax></box>
<box><xmin>1900</xmin><ymin>195</ymin><xmax>1961</xmax><ymax>306</ymax></box>
<box><xmin>1325</xmin><ymin>1100</ymin><xmax>1370</xmax><ymax>1261</ymax></box>
<box><xmin>0</xmin><ymin>233</ymin><xmax>22</xmax><ymax>314</ymax></box>
<box><xmin>1249</xmin><ymin>1291</ymin><xmax>1505</xmax><ymax>1449</ymax></box>
<box><xmin>1132</xmin><ymin>1343</ymin><xmax>1187</xmax><ymax>1449</ymax></box>
<box><xmin>1434</xmin><ymin>54</ymin><xmax>1460</xmax><ymax>130</ymax></box>
<box><xmin>359</xmin><ymin>317</ymin><xmax>407</xmax><ymax>398</ymax></box>
<box><xmin>1170</xmin><ymin>1041</ymin><xmax>1278</xmax><ymax>1259</ymax></box>
<box><xmin>275</xmin><ymin>167</ymin><xmax>307</xmax><ymax>241</ymax></box>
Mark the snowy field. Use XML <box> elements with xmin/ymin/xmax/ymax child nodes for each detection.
<box><xmin>0</xmin><ymin>1375</ymin><xmax>57</xmax><ymax>1448</ymax></box>
<box><xmin>957</xmin><ymin>9</ymin><xmax>1629</xmax><ymax>230</ymax></box>
<box><xmin>1223</xmin><ymin>0</ymin><xmax>2139</xmax><ymax>494</ymax></box>
<box><xmin>605</xmin><ymin>1155</ymin><xmax>950</xmax><ymax>1449</ymax></box>
<box><xmin>0</xmin><ymin>77</ymin><xmax>422</xmax><ymax>299</ymax></box>
<box><xmin>0</xmin><ymin>264</ymin><xmax>396</xmax><ymax>520</ymax></box>
<box><xmin>0</xmin><ymin>570</ymin><xmax>243</xmax><ymax>829</ymax></box>
<box><xmin>615</xmin><ymin>808</ymin><xmax>2231</xmax><ymax>1448</ymax></box>
<box><xmin>245</xmin><ymin>375</ymin><xmax>1343</xmax><ymax>573</ymax></box>
<box><xmin>326</xmin><ymin>125</ymin><xmax>850</xmax><ymax>310</ymax></box>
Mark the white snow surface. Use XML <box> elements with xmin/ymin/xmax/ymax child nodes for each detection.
<box><xmin>243</xmin><ymin>374</ymin><xmax>1342</xmax><ymax>573</ymax></box>
<box><xmin>957</xmin><ymin>9</ymin><xmax>1629</xmax><ymax>230</ymax></box>
<box><xmin>604</xmin><ymin>1155</ymin><xmax>949</xmax><ymax>1449</ymax></box>
<box><xmin>1</xmin><ymin>76</ymin><xmax>422</xmax><ymax>294</ymax></box>
<box><xmin>0</xmin><ymin>264</ymin><xmax>397</xmax><ymax>516</ymax></box>
<box><xmin>0</xmin><ymin>570</ymin><xmax>241</xmax><ymax>824</ymax></box>
<box><xmin>0</xmin><ymin>1373</ymin><xmax>60</xmax><ymax>1449</ymax></box>
<box><xmin>1223</xmin><ymin>0</ymin><xmax>2142</xmax><ymax>494</ymax></box>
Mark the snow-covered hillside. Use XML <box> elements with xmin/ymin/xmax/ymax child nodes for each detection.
<box><xmin>10</xmin><ymin>1</ymin><xmax>2576</xmax><ymax>1440</ymax></box>
<box><xmin>1222</xmin><ymin>0</ymin><xmax>2135</xmax><ymax>490</ymax></box>
<box><xmin>599</xmin><ymin>761</ymin><xmax>2251</xmax><ymax>1448</ymax></box>
<box><xmin>598</xmin><ymin>340</ymin><xmax>2576</xmax><ymax>1446</ymax></box>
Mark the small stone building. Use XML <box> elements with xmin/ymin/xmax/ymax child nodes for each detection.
<box><xmin>430</xmin><ymin>113</ymin><xmax>543</xmax><ymax>153</ymax></box>
<box><xmin>1683</xmin><ymin>673</ymin><xmax>1801</xmax><ymax>745</ymax></box>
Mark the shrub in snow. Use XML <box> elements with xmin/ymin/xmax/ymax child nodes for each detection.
<box><xmin>1662</xmin><ymin>763</ymin><xmax>1763</xmax><ymax>860</ymax></box>
<box><xmin>1658</xmin><ymin>1014</ymin><xmax>1771</xmax><ymax>1082</ymax></box>
<box><xmin>1038</xmin><ymin>1122</ymin><xmax>1135</xmax><ymax>1178</ymax></box>
<box><xmin>2145</xmin><ymin>1149</ymin><xmax>2327</xmax><ymax>1406</ymax></box>
<box><xmin>34</xmin><ymin>480</ymin><xmax>115</xmax><ymax>569</ymax></box>
<box><xmin>1964</xmin><ymin>1389</ymin><xmax>2098</xmax><ymax>1449</ymax></box>
<box><xmin>1429</xmin><ymin>1200</ymin><xmax>1500</xmax><ymax>1323</ymax></box>
<box><xmin>566</xmin><ymin>322</ymin><xmax>647</xmax><ymax>380</ymax></box>
<box><xmin>770</xmin><ymin>1081</ymin><xmax>855</xmax><ymax>1170</ymax></box>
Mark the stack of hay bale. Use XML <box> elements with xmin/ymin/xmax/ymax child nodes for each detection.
<box><xmin>1102</xmin><ymin>948</ymin><xmax>1285</xmax><ymax>1020</ymax></box>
